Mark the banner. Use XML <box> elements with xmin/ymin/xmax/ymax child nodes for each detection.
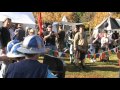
<box><xmin>38</xmin><ymin>12</ymin><xmax>43</xmax><ymax>37</ymax></box>
<box><xmin>47</xmin><ymin>46</ymin><xmax>120</xmax><ymax>59</ymax></box>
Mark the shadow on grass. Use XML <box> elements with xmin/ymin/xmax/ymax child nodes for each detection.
<box><xmin>84</xmin><ymin>66</ymin><xmax>119</xmax><ymax>72</ymax></box>
<box><xmin>65</xmin><ymin>63</ymin><xmax>81</xmax><ymax>72</ymax></box>
<box><xmin>66</xmin><ymin>62</ymin><xmax>119</xmax><ymax>73</ymax></box>
<box><xmin>108</xmin><ymin>60</ymin><xmax>119</xmax><ymax>65</ymax></box>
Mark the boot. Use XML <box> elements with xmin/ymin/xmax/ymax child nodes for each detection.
<box><xmin>81</xmin><ymin>60</ymin><xmax>87</xmax><ymax>70</ymax></box>
<box><xmin>70</xmin><ymin>54</ymin><xmax>74</xmax><ymax>64</ymax></box>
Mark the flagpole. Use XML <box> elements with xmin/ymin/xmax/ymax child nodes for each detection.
<box><xmin>40</xmin><ymin>12</ymin><xmax>42</xmax><ymax>37</ymax></box>
<box><xmin>38</xmin><ymin>12</ymin><xmax>43</xmax><ymax>37</ymax></box>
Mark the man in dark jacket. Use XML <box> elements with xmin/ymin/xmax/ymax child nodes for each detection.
<box><xmin>112</xmin><ymin>31</ymin><xmax>119</xmax><ymax>47</ymax></box>
<box><xmin>57</xmin><ymin>24</ymin><xmax>65</xmax><ymax>52</ymax></box>
<box><xmin>43</xmin><ymin>25</ymin><xmax>57</xmax><ymax>50</ymax></box>
<box><xmin>13</xmin><ymin>24</ymin><xmax>25</xmax><ymax>42</ymax></box>
<box><xmin>5</xmin><ymin>35</ymin><xmax>56</xmax><ymax>78</ymax></box>
<box><xmin>0</xmin><ymin>18</ymin><xmax>11</xmax><ymax>53</ymax></box>
<box><xmin>0</xmin><ymin>18</ymin><xmax>12</xmax><ymax>78</ymax></box>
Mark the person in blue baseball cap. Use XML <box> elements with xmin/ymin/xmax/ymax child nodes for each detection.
<box><xmin>5</xmin><ymin>35</ymin><xmax>57</xmax><ymax>78</ymax></box>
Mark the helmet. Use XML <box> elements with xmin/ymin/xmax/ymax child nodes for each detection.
<box><xmin>17</xmin><ymin>35</ymin><xmax>45</xmax><ymax>54</ymax></box>
<box><xmin>7</xmin><ymin>40</ymin><xmax>20</xmax><ymax>53</ymax></box>
<box><xmin>7</xmin><ymin>43</ymin><xmax>25</xmax><ymax>58</ymax></box>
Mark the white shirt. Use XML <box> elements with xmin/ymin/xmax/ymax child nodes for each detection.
<box><xmin>101</xmin><ymin>37</ymin><xmax>109</xmax><ymax>47</ymax></box>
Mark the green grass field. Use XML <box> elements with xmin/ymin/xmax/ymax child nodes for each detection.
<box><xmin>39</xmin><ymin>54</ymin><xmax>120</xmax><ymax>78</ymax></box>
<box><xmin>65</xmin><ymin>54</ymin><xmax>120</xmax><ymax>78</ymax></box>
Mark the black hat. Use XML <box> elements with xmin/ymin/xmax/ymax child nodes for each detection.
<box><xmin>79</xmin><ymin>24</ymin><xmax>85</xmax><ymax>28</ymax></box>
<box><xmin>3</xmin><ymin>18</ymin><xmax>11</xmax><ymax>23</ymax></box>
<box><xmin>76</xmin><ymin>25</ymin><xmax>80</xmax><ymax>29</ymax></box>
<box><xmin>47</xmin><ymin>25</ymin><xmax>52</xmax><ymax>28</ymax></box>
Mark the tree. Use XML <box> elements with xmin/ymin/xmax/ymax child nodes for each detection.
<box><xmin>80</xmin><ymin>12</ymin><xmax>96</xmax><ymax>22</ymax></box>
<box><xmin>33</xmin><ymin>12</ymin><xmax>120</xmax><ymax>29</ymax></box>
<box><xmin>33</xmin><ymin>12</ymin><xmax>75</xmax><ymax>23</ymax></box>
<box><xmin>74</xmin><ymin>12</ymin><xmax>84</xmax><ymax>23</ymax></box>
<box><xmin>89</xmin><ymin>12</ymin><xmax>120</xmax><ymax>29</ymax></box>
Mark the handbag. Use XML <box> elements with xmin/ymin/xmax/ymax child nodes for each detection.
<box><xmin>77</xmin><ymin>45</ymin><xmax>87</xmax><ymax>53</ymax></box>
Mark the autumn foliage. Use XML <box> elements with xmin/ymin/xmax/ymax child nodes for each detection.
<box><xmin>33</xmin><ymin>12</ymin><xmax>120</xmax><ymax>29</ymax></box>
<box><xmin>33</xmin><ymin>12</ymin><xmax>75</xmax><ymax>23</ymax></box>
<box><xmin>89</xmin><ymin>12</ymin><xmax>110</xmax><ymax>28</ymax></box>
<box><xmin>89</xmin><ymin>12</ymin><xmax>120</xmax><ymax>29</ymax></box>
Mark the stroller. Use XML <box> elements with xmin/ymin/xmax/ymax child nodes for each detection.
<box><xmin>43</xmin><ymin>54</ymin><xmax>66</xmax><ymax>78</ymax></box>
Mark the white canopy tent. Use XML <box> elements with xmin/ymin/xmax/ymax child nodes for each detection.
<box><xmin>92</xmin><ymin>16</ymin><xmax>120</xmax><ymax>38</ymax></box>
<box><xmin>0</xmin><ymin>12</ymin><xmax>36</xmax><ymax>29</ymax></box>
<box><xmin>61</xmin><ymin>16</ymin><xmax>68</xmax><ymax>30</ymax></box>
<box><xmin>62</xmin><ymin>16</ymin><xmax>68</xmax><ymax>22</ymax></box>
<box><xmin>61</xmin><ymin>16</ymin><xmax>83</xmax><ymax>31</ymax></box>
<box><xmin>94</xmin><ymin>16</ymin><xmax>120</xmax><ymax>31</ymax></box>
<box><xmin>116</xmin><ymin>18</ymin><xmax>120</xmax><ymax>26</ymax></box>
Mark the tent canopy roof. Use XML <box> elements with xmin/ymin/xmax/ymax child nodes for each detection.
<box><xmin>0</xmin><ymin>12</ymin><xmax>35</xmax><ymax>25</ymax></box>
<box><xmin>94</xmin><ymin>16</ymin><xmax>120</xmax><ymax>30</ymax></box>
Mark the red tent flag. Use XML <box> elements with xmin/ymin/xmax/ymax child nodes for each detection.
<box><xmin>38</xmin><ymin>13</ymin><xmax>43</xmax><ymax>37</ymax></box>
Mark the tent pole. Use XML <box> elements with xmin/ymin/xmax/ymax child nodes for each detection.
<box><xmin>25</xmin><ymin>29</ymin><xmax>27</xmax><ymax>37</ymax></box>
<box><xmin>63</xmin><ymin>24</ymin><xmax>64</xmax><ymax>30</ymax></box>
